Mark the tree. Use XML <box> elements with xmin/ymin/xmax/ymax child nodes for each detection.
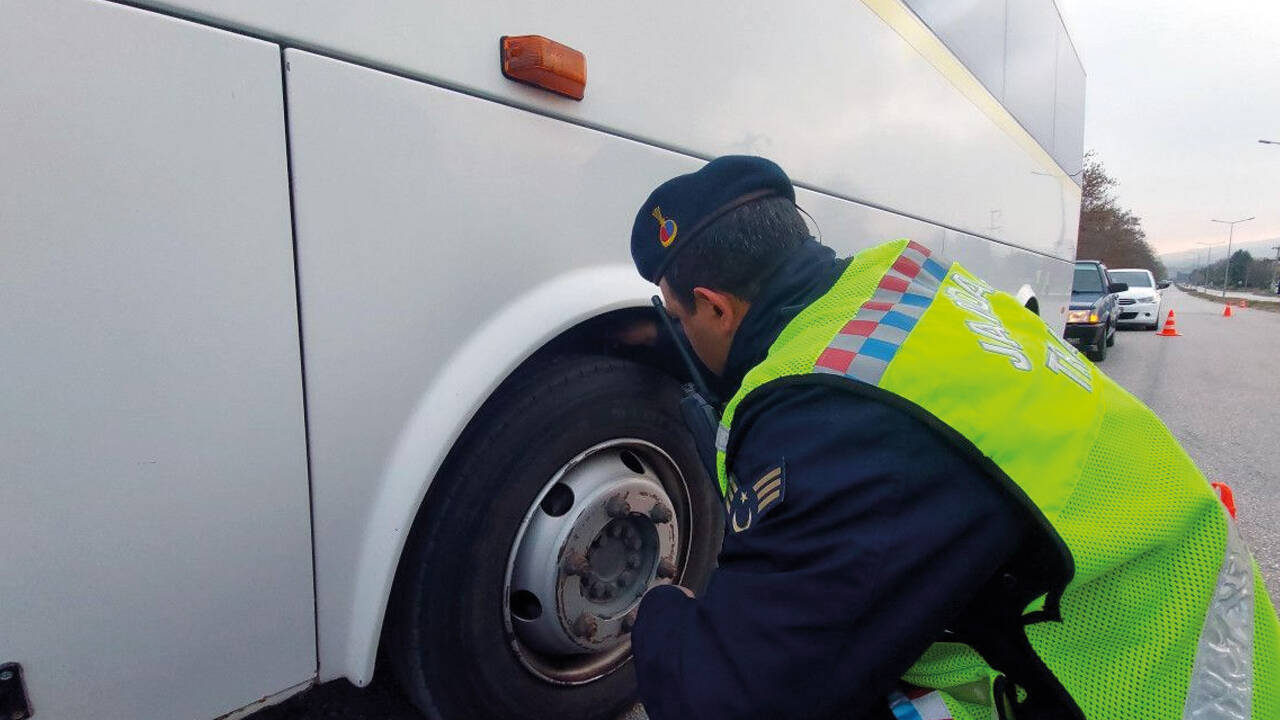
<box><xmin>1192</xmin><ymin>252</ymin><xmax>1274</xmax><ymax>289</ymax></box>
<box><xmin>1077</xmin><ymin>153</ymin><xmax>1167</xmax><ymax>279</ymax></box>
<box><xmin>1228</xmin><ymin>250</ymin><xmax>1252</xmax><ymax>288</ymax></box>
<box><xmin>1249</xmin><ymin>256</ymin><xmax>1278</xmax><ymax>290</ymax></box>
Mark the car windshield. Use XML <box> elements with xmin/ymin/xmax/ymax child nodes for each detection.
<box><xmin>1110</xmin><ymin>270</ymin><xmax>1152</xmax><ymax>288</ymax></box>
<box><xmin>1072</xmin><ymin>265</ymin><xmax>1104</xmax><ymax>293</ymax></box>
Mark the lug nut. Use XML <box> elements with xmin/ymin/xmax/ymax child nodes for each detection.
<box><xmin>618</xmin><ymin>570</ymin><xmax>635</xmax><ymax>588</ymax></box>
<box><xmin>562</xmin><ymin>551</ymin><xmax>591</xmax><ymax>577</ymax></box>
<box><xmin>621</xmin><ymin>609</ymin><xmax>639</xmax><ymax>633</ymax></box>
<box><xmin>649</xmin><ymin>505</ymin><xmax>673</xmax><ymax>524</ymax></box>
<box><xmin>572</xmin><ymin>613</ymin><xmax>598</xmax><ymax>640</ymax></box>
<box><xmin>600</xmin><ymin>582</ymin><xmax>617</xmax><ymax>600</ymax></box>
<box><xmin>606</xmin><ymin>495</ymin><xmax>632</xmax><ymax>519</ymax></box>
<box><xmin>656</xmin><ymin>558</ymin><xmax>677</xmax><ymax>579</ymax></box>
<box><xmin>626</xmin><ymin>552</ymin><xmax>641</xmax><ymax>569</ymax></box>
<box><xmin>590</xmin><ymin>580</ymin><xmax>607</xmax><ymax>599</ymax></box>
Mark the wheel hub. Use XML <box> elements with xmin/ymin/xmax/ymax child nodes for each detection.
<box><xmin>582</xmin><ymin>515</ymin><xmax>652</xmax><ymax>601</ymax></box>
<box><xmin>504</xmin><ymin>441</ymin><xmax>683</xmax><ymax>684</ymax></box>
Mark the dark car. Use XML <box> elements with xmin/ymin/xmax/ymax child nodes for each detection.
<box><xmin>1064</xmin><ymin>260</ymin><xmax>1127</xmax><ymax>361</ymax></box>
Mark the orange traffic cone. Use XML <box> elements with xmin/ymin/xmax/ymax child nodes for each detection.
<box><xmin>1157</xmin><ymin>310</ymin><xmax>1182</xmax><ymax>336</ymax></box>
<box><xmin>1223</xmin><ymin>304</ymin><xmax>1233</xmax><ymax>318</ymax></box>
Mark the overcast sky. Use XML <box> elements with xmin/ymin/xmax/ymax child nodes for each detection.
<box><xmin>1056</xmin><ymin>0</ymin><xmax>1280</xmax><ymax>259</ymax></box>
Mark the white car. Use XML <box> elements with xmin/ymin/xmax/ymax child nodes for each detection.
<box><xmin>1109</xmin><ymin>268</ymin><xmax>1167</xmax><ymax>330</ymax></box>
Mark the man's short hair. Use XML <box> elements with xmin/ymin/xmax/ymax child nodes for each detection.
<box><xmin>663</xmin><ymin>196</ymin><xmax>809</xmax><ymax>309</ymax></box>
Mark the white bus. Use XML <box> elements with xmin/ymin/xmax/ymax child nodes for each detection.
<box><xmin>0</xmin><ymin>1</ymin><xmax>1084</xmax><ymax>718</ymax></box>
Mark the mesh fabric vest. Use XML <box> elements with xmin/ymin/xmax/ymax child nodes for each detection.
<box><xmin>713</xmin><ymin>239</ymin><xmax>1279</xmax><ymax>719</ymax></box>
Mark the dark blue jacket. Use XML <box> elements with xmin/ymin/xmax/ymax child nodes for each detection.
<box><xmin>632</xmin><ymin>240</ymin><xmax>1029</xmax><ymax>719</ymax></box>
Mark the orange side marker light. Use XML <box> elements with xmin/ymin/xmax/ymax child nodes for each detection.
<box><xmin>501</xmin><ymin>35</ymin><xmax>586</xmax><ymax>100</ymax></box>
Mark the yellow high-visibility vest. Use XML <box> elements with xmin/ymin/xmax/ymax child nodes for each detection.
<box><xmin>714</xmin><ymin>239</ymin><xmax>1279</xmax><ymax>719</ymax></box>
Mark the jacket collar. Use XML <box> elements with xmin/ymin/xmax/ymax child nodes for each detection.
<box><xmin>718</xmin><ymin>238</ymin><xmax>846</xmax><ymax>396</ymax></box>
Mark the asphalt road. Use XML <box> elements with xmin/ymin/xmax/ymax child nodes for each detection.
<box><xmin>254</xmin><ymin>285</ymin><xmax>1279</xmax><ymax>720</ymax></box>
<box><xmin>1099</xmin><ymin>286</ymin><xmax>1280</xmax><ymax>608</ymax></box>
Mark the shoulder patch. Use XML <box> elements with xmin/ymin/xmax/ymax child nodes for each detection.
<box><xmin>724</xmin><ymin>460</ymin><xmax>787</xmax><ymax>534</ymax></box>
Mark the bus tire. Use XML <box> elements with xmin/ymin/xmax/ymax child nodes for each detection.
<box><xmin>386</xmin><ymin>355</ymin><xmax>722</xmax><ymax>720</ymax></box>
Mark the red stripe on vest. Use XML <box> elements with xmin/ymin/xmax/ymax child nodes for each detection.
<box><xmin>815</xmin><ymin>347</ymin><xmax>856</xmax><ymax>374</ymax></box>
<box><xmin>879</xmin><ymin>275</ymin><xmax>910</xmax><ymax>293</ymax></box>
<box><xmin>892</xmin><ymin>256</ymin><xmax>923</xmax><ymax>279</ymax></box>
<box><xmin>842</xmin><ymin>319</ymin><xmax>878</xmax><ymax>337</ymax></box>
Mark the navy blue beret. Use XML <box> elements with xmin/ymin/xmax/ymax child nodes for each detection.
<box><xmin>630</xmin><ymin>156</ymin><xmax>796</xmax><ymax>284</ymax></box>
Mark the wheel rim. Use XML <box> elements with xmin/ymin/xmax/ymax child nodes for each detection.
<box><xmin>503</xmin><ymin>439</ymin><xmax>690</xmax><ymax>685</ymax></box>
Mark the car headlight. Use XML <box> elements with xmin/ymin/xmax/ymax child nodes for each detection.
<box><xmin>1066</xmin><ymin>310</ymin><xmax>1098</xmax><ymax>324</ymax></box>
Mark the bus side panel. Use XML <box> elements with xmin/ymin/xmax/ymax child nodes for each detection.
<box><xmin>783</xmin><ymin>193</ymin><xmax>1074</xmax><ymax>333</ymax></box>
<box><xmin>134</xmin><ymin>0</ymin><xmax>1080</xmax><ymax>261</ymax></box>
<box><xmin>0</xmin><ymin>1</ymin><xmax>315</xmax><ymax>718</ymax></box>
<box><xmin>282</xmin><ymin>48</ymin><xmax>704</xmax><ymax>684</ymax></box>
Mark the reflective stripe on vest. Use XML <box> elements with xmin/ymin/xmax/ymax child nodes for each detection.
<box><xmin>1183</xmin><ymin>512</ymin><xmax>1254</xmax><ymax>720</ymax></box>
<box><xmin>812</xmin><ymin>240</ymin><xmax>947</xmax><ymax>384</ymax></box>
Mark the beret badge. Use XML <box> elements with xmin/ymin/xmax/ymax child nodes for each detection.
<box><xmin>651</xmin><ymin>207</ymin><xmax>678</xmax><ymax>248</ymax></box>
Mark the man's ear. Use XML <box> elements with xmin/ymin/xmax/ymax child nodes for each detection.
<box><xmin>692</xmin><ymin>287</ymin><xmax>749</xmax><ymax>332</ymax></box>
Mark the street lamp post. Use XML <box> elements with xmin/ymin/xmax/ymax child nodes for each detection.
<box><xmin>1262</xmin><ymin>142</ymin><xmax>1278</xmax><ymax>291</ymax></box>
<box><xmin>1210</xmin><ymin>217</ymin><xmax>1255</xmax><ymax>298</ymax></box>
<box><xmin>1264</xmin><ymin>142</ymin><xmax>1274</xmax><ymax>292</ymax></box>
<box><xmin>1195</xmin><ymin>241</ymin><xmax>1218</xmax><ymax>289</ymax></box>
